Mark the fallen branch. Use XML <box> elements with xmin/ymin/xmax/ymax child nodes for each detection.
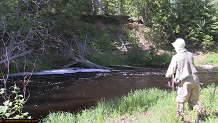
<box><xmin>63</xmin><ymin>58</ymin><xmax>110</xmax><ymax>69</ymax></box>
<box><xmin>0</xmin><ymin>50</ymin><xmax>33</xmax><ymax>65</ymax></box>
<box><xmin>117</xmin><ymin>36</ymin><xmax>128</xmax><ymax>52</ymax></box>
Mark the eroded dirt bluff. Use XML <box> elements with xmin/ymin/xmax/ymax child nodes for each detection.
<box><xmin>81</xmin><ymin>15</ymin><xmax>151</xmax><ymax>51</ymax></box>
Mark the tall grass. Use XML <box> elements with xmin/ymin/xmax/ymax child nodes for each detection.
<box><xmin>41</xmin><ymin>84</ymin><xmax>218</xmax><ymax>123</ymax></box>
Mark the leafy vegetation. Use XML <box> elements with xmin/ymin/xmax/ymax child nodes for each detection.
<box><xmin>171</xmin><ymin>0</ymin><xmax>218</xmax><ymax>51</ymax></box>
<box><xmin>0</xmin><ymin>85</ymin><xmax>31</xmax><ymax>119</ymax></box>
<box><xmin>0</xmin><ymin>0</ymin><xmax>218</xmax><ymax>121</ymax></box>
<box><xmin>41</xmin><ymin>84</ymin><xmax>218</xmax><ymax>123</ymax></box>
<box><xmin>86</xmin><ymin>48</ymin><xmax>173</xmax><ymax>67</ymax></box>
<box><xmin>0</xmin><ymin>0</ymin><xmax>218</xmax><ymax>71</ymax></box>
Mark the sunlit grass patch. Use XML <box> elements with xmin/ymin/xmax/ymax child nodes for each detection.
<box><xmin>195</xmin><ymin>52</ymin><xmax>218</xmax><ymax>66</ymax></box>
<box><xmin>41</xmin><ymin>111</ymin><xmax>76</xmax><ymax>123</ymax></box>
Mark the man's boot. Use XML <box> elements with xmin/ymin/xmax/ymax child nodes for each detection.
<box><xmin>196</xmin><ymin>111</ymin><xmax>203</xmax><ymax>123</ymax></box>
<box><xmin>194</xmin><ymin>103</ymin><xmax>204</xmax><ymax>123</ymax></box>
<box><xmin>176</xmin><ymin>102</ymin><xmax>184</xmax><ymax>118</ymax></box>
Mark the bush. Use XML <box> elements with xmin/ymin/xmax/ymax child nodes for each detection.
<box><xmin>0</xmin><ymin>85</ymin><xmax>31</xmax><ymax>119</ymax></box>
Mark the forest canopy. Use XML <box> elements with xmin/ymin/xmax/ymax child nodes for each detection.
<box><xmin>0</xmin><ymin>0</ymin><xmax>218</xmax><ymax>71</ymax></box>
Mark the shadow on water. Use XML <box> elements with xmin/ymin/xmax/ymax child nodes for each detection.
<box><xmin>1</xmin><ymin>67</ymin><xmax>218</xmax><ymax>119</ymax></box>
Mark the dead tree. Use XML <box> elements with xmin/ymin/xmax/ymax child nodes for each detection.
<box><xmin>0</xmin><ymin>0</ymin><xmax>108</xmax><ymax>71</ymax></box>
<box><xmin>117</xmin><ymin>36</ymin><xmax>129</xmax><ymax>52</ymax></box>
<box><xmin>0</xmin><ymin>0</ymin><xmax>51</xmax><ymax>70</ymax></box>
<box><xmin>53</xmin><ymin>33</ymin><xmax>108</xmax><ymax>69</ymax></box>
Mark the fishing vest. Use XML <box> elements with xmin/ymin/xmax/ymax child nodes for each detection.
<box><xmin>175</xmin><ymin>51</ymin><xmax>198</xmax><ymax>83</ymax></box>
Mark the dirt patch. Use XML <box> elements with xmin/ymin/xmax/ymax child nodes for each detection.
<box><xmin>194</xmin><ymin>54</ymin><xmax>206</xmax><ymax>60</ymax></box>
<box><xmin>112</xmin><ymin>112</ymin><xmax>149</xmax><ymax>123</ymax></box>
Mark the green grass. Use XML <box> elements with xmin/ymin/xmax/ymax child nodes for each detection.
<box><xmin>195</xmin><ymin>52</ymin><xmax>218</xmax><ymax>66</ymax></box>
<box><xmin>86</xmin><ymin>50</ymin><xmax>173</xmax><ymax>67</ymax></box>
<box><xmin>86</xmin><ymin>53</ymin><xmax>128</xmax><ymax>66</ymax></box>
<box><xmin>41</xmin><ymin>84</ymin><xmax>218</xmax><ymax>123</ymax></box>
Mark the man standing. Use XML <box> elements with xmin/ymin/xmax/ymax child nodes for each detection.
<box><xmin>165</xmin><ymin>38</ymin><xmax>202</xmax><ymax>121</ymax></box>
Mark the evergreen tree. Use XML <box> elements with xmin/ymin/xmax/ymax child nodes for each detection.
<box><xmin>172</xmin><ymin>0</ymin><xmax>218</xmax><ymax>51</ymax></box>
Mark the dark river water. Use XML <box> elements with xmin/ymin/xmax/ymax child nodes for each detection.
<box><xmin>2</xmin><ymin>66</ymin><xmax>218</xmax><ymax>119</ymax></box>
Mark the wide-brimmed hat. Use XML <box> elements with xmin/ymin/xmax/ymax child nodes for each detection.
<box><xmin>172</xmin><ymin>38</ymin><xmax>186</xmax><ymax>48</ymax></box>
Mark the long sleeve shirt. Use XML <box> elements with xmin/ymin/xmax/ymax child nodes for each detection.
<box><xmin>165</xmin><ymin>50</ymin><xmax>198</xmax><ymax>83</ymax></box>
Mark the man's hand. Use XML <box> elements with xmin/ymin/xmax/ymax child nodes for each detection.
<box><xmin>166</xmin><ymin>78</ymin><xmax>172</xmax><ymax>88</ymax></box>
<box><xmin>165</xmin><ymin>77</ymin><xmax>176</xmax><ymax>91</ymax></box>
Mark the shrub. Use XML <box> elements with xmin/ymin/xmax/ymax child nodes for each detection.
<box><xmin>0</xmin><ymin>84</ymin><xmax>31</xmax><ymax>119</ymax></box>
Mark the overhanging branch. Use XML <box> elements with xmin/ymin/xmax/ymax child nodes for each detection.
<box><xmin>0</xmin><ymin>50</ymin><xmax>33</xmax><ymax>65</ymax></box>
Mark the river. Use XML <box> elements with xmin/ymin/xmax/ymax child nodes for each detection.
<box><xmin>2</xmin><ymin>66</ymin><xmax>218</xmax><ymax>119</ymax></box>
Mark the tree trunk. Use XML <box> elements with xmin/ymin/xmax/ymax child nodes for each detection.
<box><xmin>63</xmin><ymin>57</ymin><xmax>110</xmax><ymax>69</ymax></box>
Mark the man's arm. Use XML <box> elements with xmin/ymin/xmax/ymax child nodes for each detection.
<box><xmin>165</xmin><ymin>55</ymin><xmax>177</xmax><ymax>78</ymax></box>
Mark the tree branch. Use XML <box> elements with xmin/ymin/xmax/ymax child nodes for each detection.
<box><xmin>0</xmin><ymin>50</ymin><xmax>33</xmax><ymax>65</ymax></box>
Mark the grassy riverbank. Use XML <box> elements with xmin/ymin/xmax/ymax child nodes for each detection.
<box><xmin>86</xmin><ymin>51</ymin><xmax>218</xmax><ymax>68</ymax></box>
<box><xmin>41</xmin><ymin>84</ymin><xmax>218</xmax><ymax>123</ymax></box>
<box><xmin>194</xmin><ymin>52</ymin><xmax>218</xmax><ymax>67</ymax></box>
